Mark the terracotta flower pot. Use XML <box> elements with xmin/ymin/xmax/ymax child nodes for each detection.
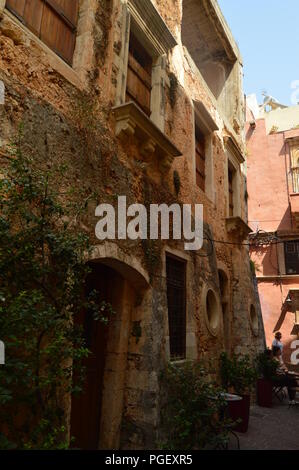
<box><xmin>256</xmin><ymin>377</ymin><xmax>272</xmax><ymax>408</ymax></box>
<box><xmin>228</xmin><ymin>394</ymin><xmax>250</xmax><ymax>433</ymax></box>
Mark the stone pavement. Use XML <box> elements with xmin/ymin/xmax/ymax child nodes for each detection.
<box><xmin>229</xmin><ymin>399</ymin><xmax>299</xmax><ymax>450</ymax></box>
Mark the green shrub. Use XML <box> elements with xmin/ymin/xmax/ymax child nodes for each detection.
<box><xmin>220</xmin><ymin>352</ymin><xmax>257</xmax><ymax>395</ymax></box>
<box><xmin>159</xmin><ymin>362</ymin><xmax>231</xmax><ymax>450</ymax></box>
<box><xmin>255</xmin><ymin>349</ymin><xmax>278</xmax><ymax>380</ymax></box>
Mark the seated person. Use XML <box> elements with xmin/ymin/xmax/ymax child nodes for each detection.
<box><xmin>272</xmin><ymin>346</ymin><xmax>297</xmax><ymax>405</ymax></box>
<box><xmin>272</xmin><ymin>331</ymin><xmax>283</xmax><ymax>352</ymax></box>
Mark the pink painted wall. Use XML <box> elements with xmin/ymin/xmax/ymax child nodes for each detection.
<box><xmin>257</xmin><ymin>281</ymin><xmax>297</xmax><ymax>363</ymax></box>
<box><xmin>246</xmin><ymin>119</ymin><xmax>291</xmax><ymax>235</ymax></box>
<box><xmin>246</xmin><ymin>115</ymin><xmax>299</xmax><ymax>363</ymax></box>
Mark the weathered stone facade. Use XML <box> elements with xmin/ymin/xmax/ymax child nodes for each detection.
<box><xmin>0</xmin><ymin>0</ymin><xmax>265</xmax><ymax>449</ymax></box>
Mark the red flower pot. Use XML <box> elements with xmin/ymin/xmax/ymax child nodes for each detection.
<box><xmin>228</xmin><ymin>394</ymin><xmax>250</xmax><ymax>433</ymax></box>
<box><xmin>256</xmin><ymin>377</ymin><xmax>272</xmax><ymax>408</ymax></box>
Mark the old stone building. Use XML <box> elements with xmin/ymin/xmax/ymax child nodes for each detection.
<box><xmin>247</xmin><ymin>94</ymin><xmax>299</xmax><ymax>364</ymax></box>
<box><xmin>0</xmin><ymin>0</ymin><xmax>264</xmax><ymax>449</ymax></box>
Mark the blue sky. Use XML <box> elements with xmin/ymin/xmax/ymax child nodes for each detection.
<box><xmin>218</xmin><ymin>0</ymin><xmax>299</xmax><ymax>105</ymax></box>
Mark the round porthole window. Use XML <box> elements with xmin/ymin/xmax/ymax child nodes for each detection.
<box><xmin>250</xmin><ymin>304</ymin><xmax>259</xmax><ymax>336</ymax></box>
<box><xmin>203</xmin><ymin>287</ymin><xmax>221</xmax><ymax>337</ymax></box>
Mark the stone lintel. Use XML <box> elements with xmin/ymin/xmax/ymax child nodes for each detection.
<box><xmin>224</xmin><ymin>135</ymin><xmax>245</xmax><ymax>164</ymax></box>
<box><xmin>128</xmin><ymin>0</ymin><xmax>177</xmax><ymax>56</ymax></box>
<box><xmin>113</xmin><ymin>101</ymin><xmax>182</xmax><ymax>168</ymax></box>
<box><xmin>194</xmin><ymin>100</ymin><xmax>219</xmax><ymax>135</ymax></box>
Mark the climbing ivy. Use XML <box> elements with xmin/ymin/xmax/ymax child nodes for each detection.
<box><xmin>0</xmin><ymin>133</ymin><xmax>110</xmax><ymax>449</ymax></box>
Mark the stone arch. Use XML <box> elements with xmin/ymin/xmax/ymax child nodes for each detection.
<box><xmin>71</xmin><ymin>242</ymin><xmax>151</xmax><ymax>450</ymax></box>
<box><xmin>89</xmin><ymin>242</ymin><xmax>150</xmax><ymax>290</ymax></box>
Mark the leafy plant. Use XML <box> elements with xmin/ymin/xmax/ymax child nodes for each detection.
<box><xmin>220</xmin><ymin>352</ymin><xmax>257</xmax><ymax>395</ymax></box>
<box><xmin>0</xmin><ymin>134</ymin><xmax>112</xmax><ymax>449</ymax></box>
<box><xmin>159</xmin><ymin>362</ymin><xmax>231</xmax><ymax>450</ymax></box>
<box><xmin>255</xmin><ymin>349</ymin><xmax>278</xmax><ymax>380</ymax></box>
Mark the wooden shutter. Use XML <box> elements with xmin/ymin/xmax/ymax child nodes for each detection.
<box><xmin>285</xmin><ymin>240</ymin><xmax>299</xmax><ymax>275</ymax></box>
<box><xmin>166</xmin><ymin>255</ymin><xmax>186</xmax><ymax>360</ymax></box>
<box><xmin>195</xmin><ymin>126</ymin><xmax>205</xmax><ymax>191</ymax></box>
<box><xmin>5</xmin><ymin>0</ymin><xmax>26</xmax><ymax>19</ymax></box>
<box><xmin>126</xmin><ymin>32</ymin><xmax>152</xmax><ymax>116</ymax></box>
<box><xmin>6</xmin><ymin>0</ymin><xmax>79</xmax><ymax>65</ymax></box>
<box><xmin>228</xmin><ymin>167</ymin><xmax>234</xmax><ymax>217</ymax></box>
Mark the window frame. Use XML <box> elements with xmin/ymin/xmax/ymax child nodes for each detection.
<box><xmin>195</xmin><ymin>124</ymin><xmax>206</xmax><ymax>192</ymax></box>
<box><xmin>114</xmin><ymin>0</ymin><xmax>177</xmax><ymax>133</ymax></box>
<box><xmin>193</xmin><ymin>101</ymin><xmax>218</xmax><ymax>201</ymax></box>
<box><xmin>166</xmin><ymin>253</ymin><xmax>187</xmax><ymax>361</ymax></box>
<box><xmin>226</xmin><ymin>154</ymin><xmax>241</xmax><ymax>218</ymax></box>
<box><xmin>125</xmin><ymin>31</ymin><xmax>153</xmax><ymax>117</ymax></box>
<box><xmin>5</xmin><ymin>0</ymin><xmax>79</xmax><ymax>66</ymax></box>
<box><xmin>228</xmin><ymin>162</ymin><xmax>235</xmax><ymax>217</ymax></box>
<box><xmin>288</xmin><ymin>142</ymin><xmax>299</xmax><ymax>194</ymax></box>
<box><xmin>284</xmin><ymin>239</ymin><xmax>299</xmax><ymax>275</ymax></box>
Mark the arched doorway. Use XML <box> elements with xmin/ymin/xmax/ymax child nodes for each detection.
<box><xmin>218</xmin><ymin>269</ymin><xmax>230</xmax><ymax>354</ymax></box>
<box><xmin>70</xmin><ymin>245</ymin><xmax>150</xmax><ymax>450</ymax></box>
<box><xmin>70</xmin><ymin>262</ymin><xmax>121</xmax><ymax>449</ymax></box>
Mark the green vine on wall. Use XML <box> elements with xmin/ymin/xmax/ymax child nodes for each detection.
<box><xmin>0</xmin><ymin>133</ymin><xmax>113</xmax><ymax>449</ymax></box>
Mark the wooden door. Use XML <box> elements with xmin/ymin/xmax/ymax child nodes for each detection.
<box><xmin>70</xmin><ymin>264</ymin><xmax>115</xmax><ymax>450</ymax></box>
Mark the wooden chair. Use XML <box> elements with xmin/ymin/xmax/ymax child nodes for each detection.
<box><xmin>272</xmin><ymin>384</ymin><xmax>287</xmax><ymax>402</ymax></box>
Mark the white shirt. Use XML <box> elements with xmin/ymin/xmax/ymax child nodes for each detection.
<box><xmin>272</xmin><ymin>338</ymin><xmax>283</xmax><ymax>351</ymax></box>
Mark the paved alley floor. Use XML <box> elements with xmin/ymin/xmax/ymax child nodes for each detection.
<box><xmin>230</xmin><ymin>400</ymin><xmax>299</xmax><ymax>450</ymax></box>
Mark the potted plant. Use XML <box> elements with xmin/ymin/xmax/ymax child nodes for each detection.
<box><xmin>255</xmin><ymin>349</ymin><xmax>278</xmax><ymax>408</ymax></box>
<box><xmin>220</xmin><ymin>352</ymin><xmax>257</xmax><ymax>433</ymax></box>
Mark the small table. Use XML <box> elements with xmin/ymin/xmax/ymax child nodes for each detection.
<box><xmin>214</xmin><ymin>393</ymin><xmax>242</xmax><ymax>449</ymax></box>
<box><xmin>221</xmin><ymin>392</ymin><xmax>243</xmax><ymax>402</ymax></box>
